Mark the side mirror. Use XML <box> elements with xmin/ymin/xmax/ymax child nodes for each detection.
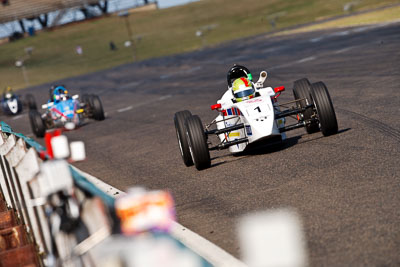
<box><xmin>42</xmin><ymin>104</ymin><xmax>48</xmax><ymax>109</ymax></box>
<box><xmin>72</xmin><ymin>94</ymin><xmax>79</xmax><ymax>100</ymax></box>
<box><xmin>260</xmin><ymin>71</ymin><xmax>267</xmax><ymax>79</ymax></box>
<box><xmin>211</xmin><ymin>103</ymin><xmax>222</xmax><ymax>110</ymax></box>
<box><xmin>256</xmin><ymin>71</ymin><xmax>268</xmax><ymax>88</ymax></box>
<box><xmin>274</xmin><ymin>86</ymin><xmax>285</xmax><ymax>93</ymax></box>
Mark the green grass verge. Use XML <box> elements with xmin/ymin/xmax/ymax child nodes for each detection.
<box><xmin>277</xmin><ymin>5</ymin><xmax>400</xmax><ymax>35</ymax></box>
<box><xmin>0</xmin><ymin>0</ymin><xmax>399</xmax><ymax>90</ymax></box>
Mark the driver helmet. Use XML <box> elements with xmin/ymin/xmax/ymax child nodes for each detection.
<box><xmin>227</xmin><ymin>64</ymin><xmax>253</xmax><ymax>88</ymax></box>
<box><xmin>53</xmin><ymin>86</ymin><xmax>68</xmax><ymax>102</ymax></box>
<box><xmin>5</xmin><ymin>86</ymin><xmax>13</xmax><ymax>99</ymax></box>
<box><xmin>232</xmin><ymin>78</ymin><xmax>255</xmax><ymax>102</ymax></box>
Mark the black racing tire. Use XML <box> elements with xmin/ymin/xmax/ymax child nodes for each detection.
<box><xmin>293</xmin><ymin>78</ymin><xmax>319</xmax><ymax>134</ymax></box>
<box><xmin>29</xmin><ymin>110</ymin><xmax>46</xmax><ymax>138</ymax></box>
<box><xmin>174</xmin><ymin>110</ymin><xmax>194</xmax><ymax>167</ymax></box>
<box><xmin>185</xmin><ymin>115</ymin><xmax>211</xmax><ymax>170</ymax></box>
<box><xmin>91</xmin><ymin>94</ymin><xmax>105</xmax><ymax>121</ymax></box>
<box><xmin>26</xmin><ymin>94</ymin><xmax>37</xmax><ymax>110</ymax></box>
<box><xmin>310</xmin><ymin>82</ymin><xmax>338</xmax><ymax>136</ymax></box>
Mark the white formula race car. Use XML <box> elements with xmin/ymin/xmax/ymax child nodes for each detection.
<box><xmin>174</xmin><ymin>65</ymin><xmax>338</xmax><ymax>170</ymax></box>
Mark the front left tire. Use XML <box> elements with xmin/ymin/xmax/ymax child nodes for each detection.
<box><xmin>310</xmin><ymin>82</ymin><xmax>338</xmax><ymax>136</ymax></box>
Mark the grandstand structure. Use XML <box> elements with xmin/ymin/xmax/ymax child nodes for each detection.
<box><xmin>0</xmin><ymin>0</ymin><xmax>107</xmax><ymax>24</ymax></box>
<box><xmin>0</xmin><ymin>0</ymin><xmax>156</xmax><ymax>36</ymax></box>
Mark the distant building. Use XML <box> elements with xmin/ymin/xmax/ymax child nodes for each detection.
<box><xmin>0</xmin><ymin>0</ymin><xmax>158</xmax><ymax>40</ymax></box>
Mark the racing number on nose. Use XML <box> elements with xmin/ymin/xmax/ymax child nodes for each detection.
<box><xmin>254</xmin><ymin>106</ymin><xmax>261</xmax><ymax>112</ymax></box>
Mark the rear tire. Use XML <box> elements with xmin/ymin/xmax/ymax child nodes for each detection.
<box><xmin>174</xmin><ymin>110</ymin><xmax>194</xmax><ymax>167</ymax></box>
<box><xmin>310</xmin><ymin>82</ymin><xmax>338</xmax><ymax>136</ymax></box>
<box><xmin>293</xmin><ymin>78</ymin><xmax>319</xmax><ymax>133</ymax></box>
<box><xmin>185</xmin><ymin>115</ymin><xmax>211</xmax><ymax>170</ymax></box>
<box><xmin>26</xmin><ymin>94</ymin><xmax>37</xmax><ymax>110</ymax></box>
<box><xmin>29</xmin><ymin>110</ymin><xmax>46</xmax><ymax>138</ymax></box>
<box><xmin>91</xmin><ymin>95</ymin><xmax>105</xmax><ymax>121</ymax></box>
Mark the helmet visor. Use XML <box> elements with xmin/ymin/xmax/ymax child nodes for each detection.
<box><xmin>234</xmin><ymin>88</ymin><xmax>255</xmax><ymax>99</ymax></box>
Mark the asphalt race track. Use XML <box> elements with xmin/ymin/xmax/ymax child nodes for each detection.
<box><xmin>4</xmin><ymin>21</ymin><xmax>400</xmax><ymax>266</ymax></box>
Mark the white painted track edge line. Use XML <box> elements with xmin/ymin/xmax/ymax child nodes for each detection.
<box><xmin>170</xmin><ymin>221</ymin><xmax>247</xmax><ymax>267</ymax></box>
<box><xmin>70</xmin><ymin>166</ymin><xmax>248</xmax><ymax>267</ymax></box>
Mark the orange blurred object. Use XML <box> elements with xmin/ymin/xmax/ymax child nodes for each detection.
<box><xmin>115</xmin><ymin>188</ymin><xmax>175</xmax><ymax>235</ymax></box>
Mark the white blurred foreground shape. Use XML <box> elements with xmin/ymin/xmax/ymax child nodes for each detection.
<box><xmin>238</xmin><ymin>209</ymin><xmax>308</xmax><ymax>267</ymax></box>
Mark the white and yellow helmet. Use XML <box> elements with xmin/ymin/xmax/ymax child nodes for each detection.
<box><xmin>232</xmin><ymin>77</ymin><xmax>255</xmax><ymax>102</ymax></box>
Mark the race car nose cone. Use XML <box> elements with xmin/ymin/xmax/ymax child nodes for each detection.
<box><xmin>65</xmin><ymin>122</ymin><xmax>76</xmax><ymax>130</ymax></box>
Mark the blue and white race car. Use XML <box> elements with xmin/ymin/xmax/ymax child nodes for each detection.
<box><xmin>29</xmin><ymin>85</ymin><xmax>105</xmax><ymax>137</ymax></box>
<box><xmin>0</xmin><ymin>87</ymin><xmax>36</xmax><ymax>115</ymax></box>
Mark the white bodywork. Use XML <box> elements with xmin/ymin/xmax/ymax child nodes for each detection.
<box><xmin>214</xmin><ymin>76</ymin><xmax>286</xmax><ymax>153</ymax></box>
<box><xmin>7</xmin><ymin>98</ymin><xmax>19</xmax><ymax>114</ymax></box>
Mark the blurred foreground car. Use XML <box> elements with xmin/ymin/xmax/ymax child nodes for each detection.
<box><xmin>29</xmin><ymin>85</ymin><xmax>105</xmax><ymax>137</ymax></box>
<box><xmin>174</xmin><ymin>65</ymin><xmax>338</xmax><ymax>170</ymax></box>
<box><xmin>0</xmin><ymin>87</ymin><xmax>37</xmax><ymax>115</ymax></box>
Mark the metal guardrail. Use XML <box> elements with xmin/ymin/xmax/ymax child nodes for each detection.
<box><xmin>0</xmin><ymin>122</ymin><xmax>114</xmax><ymax>266</ymax></box>
<box><xmin>0</xmin><ymin>125</ymin><xmax>45</xmax><ymax>266</ymax></box>
<box><xmin>0</xmin><ymin>121</ymin><xmax>212</xmax><ymax>267</ymax></box>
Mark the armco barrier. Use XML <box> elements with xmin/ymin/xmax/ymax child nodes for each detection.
<box><xmin>0</xmin><ymin>121</ymin><xmax>212</xmax><ymax>267</ymax></box>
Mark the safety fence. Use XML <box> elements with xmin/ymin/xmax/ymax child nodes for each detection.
<box><xmin>0</xmin><ymin>121</ymin><xmax>212</xmax><ymax>267</ymax></box>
